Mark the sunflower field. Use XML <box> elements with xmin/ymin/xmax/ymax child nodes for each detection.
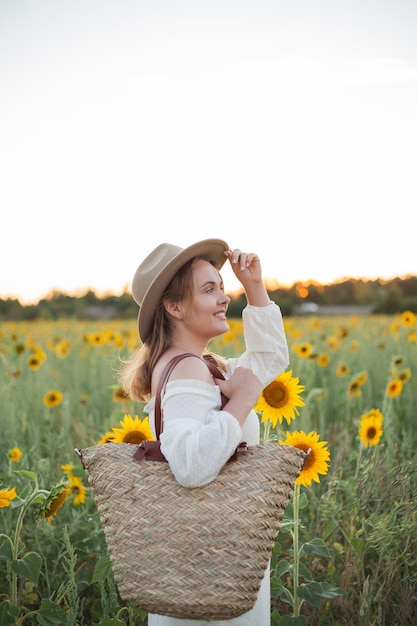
<box><xmin>1</xmin><ymin>312</ymin><xmax>416</xmax><ymax>625</ymax></box>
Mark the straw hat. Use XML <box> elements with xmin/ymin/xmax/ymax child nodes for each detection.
<box><xmin>132</xmin><ymin>239</ymin><xmax>229</xmax><ymax>342</ymax></box>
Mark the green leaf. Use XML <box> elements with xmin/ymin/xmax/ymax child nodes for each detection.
<box><xmin>317</xmin><ymin>581</ymin><xmax>346</xmax><ymax>598</ymax></box>
<box><xmin>300</xmin><ymin>537</ymin><xmax>331</xmax><ymax>558</ymax></box>
<box><xmin>13</xmin><ymin>469</ymin><xmax>38</xmax><ymax>481</ymax></box>
<box><xmin>0</xmin><ymin>540</ymin><xmax>13</xmax><ymax>561</ymax></box>
<box><xmin>0</xmin><ymin>600</ymin><xmax>20</xmax><ymax>625</ymax></box>
<box><xmin>10</xmin><ymin>496</ymin><xmax>27</xmax><ymax>509</ymax></box>
<box><xmin>11</xmin><ymin>551</ymin><xmax>42</xmax><ymax>583</ymax></box>
<box><xmin>31</xmin><ymin>492</ymin><xmax>49</xmax><ymax>505</ymax></box>
<box><xmin>97</xmin><ymin>619</ymin><xmax>126</xmax><ymax>626</ymax></box>
<box><xmin>274</xmin><ymin>584</ymin><xmax>294</xmax><ymax>605</ymax></box>
<box><xmin>298</xmin><ymin>561</ymin><xmax>313</xmax><ymax>581</ymax></box>
<box><xmin>279</xmin><ymin>520</ymin><xmax>292</xmax><ymax>533</ymax></box>
<box><xmin>298</xmin><ymin>582</ymin><xmax>323</xmax><ymax>607</ymax></box>
<box><xmin>298</xmin><ymin>490</ymin><xmax>309</xmax><ymax>509</ymax></box>
<box><xmin>35</xmin><ymin>599</ymin><xmax>68</xmax><ymax>625</ymax></box>
<box><xmin>68</xmin><ymin>464</ymin><xmax>85</xmax><ymax>478</ymax></box>
<box><xmin>275</xmin><ymin>559</ymin><xmax>292</xmax><ymax>578</ymax></box>
<box><xmin>91</xmin><ymin>555</ymin><xmax>113</xmax><ymax>583</ymax></box>
<box><xmin>297</xmin><ymin>581</ymin><xmax>345</xmax><ymax>607</ymax></box>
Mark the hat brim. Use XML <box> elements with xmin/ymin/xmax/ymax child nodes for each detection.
<box><xmin>138</xmin><ymin>238</ymin><xmax>229</xmax><ymax>342</ymax></box>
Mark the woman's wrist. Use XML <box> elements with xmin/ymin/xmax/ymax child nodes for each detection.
<box><xmin>244</xmin><ymin>281</ymin><xmax>271</xmax><ymax>306</ymax></box>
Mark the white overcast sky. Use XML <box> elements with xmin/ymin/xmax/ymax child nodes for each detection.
<box><xmin>1</xmin><ymin>0</ymin><xmax>417</xmax><ymax>303</ymax></box>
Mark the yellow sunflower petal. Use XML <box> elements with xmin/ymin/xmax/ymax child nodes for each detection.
<box><xmin>279</xmin><ymin>430</ymin><xmax>330</xmax><ymax>487</ymax></box>
<box><xmin>110</xmin><ymin>414</ymin><xmax>154</xmax><ymax>444</ymax></box>
<box><xmin>255</xmin><ymin>370</ymin><xmax>305</xmax><ymax>428</ymax></box>
<box><xmin>359</xmin><ymin>411</ymin><xmax>384</xmax><ymax>447</ymax></box>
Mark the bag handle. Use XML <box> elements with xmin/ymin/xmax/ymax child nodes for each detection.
<box><xmin>154</xmin><ymin>353</ymin><xmax>227</xmax><ymax>439</ymax></box>
<box><xmin>133</xmin><ymin>353</ymin><xmax>246</xmax><ymax>462</ymax></box>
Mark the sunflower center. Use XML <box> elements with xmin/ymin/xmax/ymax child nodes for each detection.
<box><xmin>298</xmin><ymin>447</ymin><xmax>314</xmax><ymax>471</ymax></box>
<box><xmin>123</xmin><ymin>431</ymin><xmax>147</xmax><ymax>444</ymax></box>
<box><xmin>263</xmin><ymin>381</ymin><xmax>289</xmax><ymax>409</ymax></box>
<box><xmin>367</xmin><ymin>427</ymin><xmax>377</xmax><ymax>440</ymax></box>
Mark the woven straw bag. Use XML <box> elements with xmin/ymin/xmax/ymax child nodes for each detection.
<box><xmin>76</xmin><ymin>356</ymin><xmax>307</xmax><ymax>620</ymax></box>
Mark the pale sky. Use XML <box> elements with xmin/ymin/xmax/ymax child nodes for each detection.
<box><xmin>1</xmin><ymin>0</ymin><xmax>417</xmax><ymax>304</ymax></box>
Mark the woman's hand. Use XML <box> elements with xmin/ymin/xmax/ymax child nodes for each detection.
<box><xmin>215</xmin><ymin>366</ymin><xmax>264</xmax><ymax>427</ymax></box>
<box><xmin>224</xmin><ymin>249</ymin><xmax>263</xmax><ymax>285</ymax></box>
<box><xmin>224</xmin><ymin>248</ymin><xmax>270</xmax><ymax>306</ymax></box>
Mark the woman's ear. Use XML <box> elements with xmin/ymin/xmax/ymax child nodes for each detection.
<box><xmin>164</xmin><ymin>300</ymin><xmax>183</xmax><ymax>321</ymax></box>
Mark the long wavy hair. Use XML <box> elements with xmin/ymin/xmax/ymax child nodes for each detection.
<box><xmin>118</xmin><ymin>255</ymin><xmax>227</xmax><ymax>402</ymax></box>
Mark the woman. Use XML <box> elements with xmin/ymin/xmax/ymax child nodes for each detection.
<box><xmin>120</xmin><ymin>238</ymin><xmax>289</xmax><ymax>625</ymax></box>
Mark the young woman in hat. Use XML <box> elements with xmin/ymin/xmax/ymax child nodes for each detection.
<box><xmin>120</xmin><ymin>238</ymin><xmax>289</xmax><ymax>625</ymax></box>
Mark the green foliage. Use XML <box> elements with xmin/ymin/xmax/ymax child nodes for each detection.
<box><xmin>1</xmin><ymin>275</ymin><xmax>417</xmax><ymax>322</ymax></box>
<box><xmin>1</xmin><ymin>312</ymin><xmax>416</xmax><ymax>624</ymax></box>
<box><xmin>271</xmin><ymin>486</ymin><xmax>344</xmax><ymax>624</ymax></box>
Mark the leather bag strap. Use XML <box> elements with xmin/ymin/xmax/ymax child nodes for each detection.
<box><xmin>133</xmin><ymin>353</ymin><xmax>246</xmax><ymax>462</ymax></box>
<box><xmin>154</xmin><ymin>353</ymin><xmax>216</xmax><ymax>439</ymax></box>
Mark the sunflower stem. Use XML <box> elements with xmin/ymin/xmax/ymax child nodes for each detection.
<box><xmin>354</xmin><ymin>442</ymin><xmax>363</xmax><ymax>482</ymax></box>
<box><xmin>292</xmin><ymin>483</ymin><xmax>301</xmax><ymax>617</ymax></box>
<box><xmin>262</xmin><ymin>419</ymin><xmax>271</xmax><ymax>442</ymax></box>
<box><xmin>11</xmin><ymin>489</ymin><xmax>49</xmax><ymax>607</ymax></box>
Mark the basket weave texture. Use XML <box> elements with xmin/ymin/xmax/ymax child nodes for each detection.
<box><xmin>81</xmin><ymin>441</ymin><xmax>306</xmax><ymax>620</ymax></box>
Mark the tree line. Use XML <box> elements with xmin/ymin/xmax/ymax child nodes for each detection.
<box><xmin>1</xmin><ymin>275</ymin><xmax>416</xmax><ymax>321</ymax></box>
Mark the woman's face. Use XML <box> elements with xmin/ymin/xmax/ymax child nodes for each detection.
<box><xmin>181</xmin><ymin>259</ymin><xmax>231</xmax><ymax>340</ymax></box>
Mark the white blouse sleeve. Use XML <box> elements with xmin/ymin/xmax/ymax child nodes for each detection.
<box><xmin>159</xmin><ymin>380</ymin><xmax>242</xmax><ymax>488</ymax></box>
<box><xmin>227</xmin><ymin>302</ymin><xmax>289</xmax><ymax>385</ymax></box>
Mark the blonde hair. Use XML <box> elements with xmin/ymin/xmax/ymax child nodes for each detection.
<box><xmin>119</xmin><ymin>256</ymin><xmax>226</xmax><ymax>402</ymax></box>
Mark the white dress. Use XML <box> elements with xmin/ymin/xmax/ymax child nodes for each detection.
<box><xmin>144</xmin><ymin>302</ymin><xmax>289</xmax><ymax>626</ymax></box>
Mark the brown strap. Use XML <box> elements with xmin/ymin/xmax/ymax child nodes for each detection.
<box><xmin>133</xmin><ymin>353</ymin><xmax>246</xmax><ymax>463</ymax></box>
<box><xmin>153</xmin><ymin>354</ymin><xmax>215</xmax><ymax>439</ymax></box>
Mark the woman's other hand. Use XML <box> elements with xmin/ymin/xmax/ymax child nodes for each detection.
<box><xmin>215</xmin><ymin>366</ymin><xmax>263</xmax><ymax>427</ymax></box>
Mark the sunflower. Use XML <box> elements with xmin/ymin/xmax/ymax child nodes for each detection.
<box><xmin>279</xmin><ymin>430</ymin><xmax>330</xmax><ymax>487</ymax></box>
<box><xmin>400</xmin><ymin>310</ymin><xmax>416</xmax><ymax>328</ymax></box>
<box><xmin>408</xmin><ymin>331</ymin><xmax>417</xmax><ymax>343</ymax></box>
<box><xmin>356</xmin><ymin>372</ymin><xmax>368</xmax><ymax>386</ymax></box>
<box><xmin>88</xmin><ymin>332</ymin><xmax>107</xmax><ymax>346</ymax></box>
<box><xmin>109</xmin><ymin>414</ymin><xmax>154</xmax><ymax>444</ymax></box>
<box><xmin>336</xmin><ymin>362</ymin><xmax>350</xmax><ymax>377</ymax></box>
<box><xmin>55</xmin><ymin>339</ymin><xmax>71</xmax><ymax>358</ymax></box>
<box><xmin>348</xmin><ymin>380</ymin><xmax>361</xmax><ymax>397</ymax></box>
<box><xmin>391</xmin><ymin>367</ymin><xmax>411</xmax><ymax>384</ymax></box>
<box><xmin>385</xmin><ymin>378</ymin><xmax>403</xmax><ymax>398</ymax></box>
<box><xmin>317</xmin><ymin>353</ymin><xmax>330</xmax><ymax>367</ymax></box>
<box><xmin>293</xmin><ymin>343</ymin><xmax>313</xmax><ymax>359</ymax></box>
<box><xmin>29</xmin><ymin>347</ymin><xmax>47</xmax><ymax>363</ymax></box>
<box><xmin>27</xmin><ymin>355</ymin><xmax>43</xmax><ymax>371</ymax></box>
<box><xmin>98</xmin><ymin>430</ymin><xmax>116</xmax><ymax>444</ymax></box>
<box><xmin>326</xmin><ymin>336</ymin><xmax>340</xmax><ymax>351</ymax></box>
<box><xmin>255</xmin><ymin>370</ymin><xmax>305</xmax><ymax>427</ymax></box>
<box><xmin>105</xmin><ymin>330</ymin><xmax>124</xmax><ymax>347</ymax></box>
<box><xmin>61</xmin><ymin>463</ymin><xmax>74</xmax><ymax>476</ymax></box>
<box><xmin>220</xmin><ymin>319</ymin><xmax>243</xmax><ymax>346</ymax></box>
<box><xmin>391</xmin><ymin>355</ymin><xmax>404</xmax><ymax>367</ymax></box>
<box><xmin>69</xmin><ymin>475</ymin><xmax>87</xmax><ymax>506</ymax></box>
<box><xmin>359</xmin><ymin>409</ymin><xmax>383</xmax><ymax>447</ymax></box>
<box><xmin>9</xmin><ymin>447</ymin><xmax>22</xmax><ymax>462</ymax></box>
<box><xmin>348</xmin><ymin>371</ymin><xmax>368</xmax><ymax>397</ymax></box>
<box><xmin>0</xmin><ymin>486</ymin><xmax>17</xmax><ymax>508</ymax></box>
<box><xmin>39</xmin><ymin>482</ymin><xmax>70</xmax><ymax>523</ymax></box>
<box><xmin>43</xmin><ymin>389</ymin><xmax>63</xmax><ymax>407</ymax></box>
<box><xmin>112</xmin><ymin>387</ymin><xmax>130</xmax><ymax>403</ymax></box>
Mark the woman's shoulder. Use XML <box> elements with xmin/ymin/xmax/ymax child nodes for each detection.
<box><xmin>151</xmin><ymin>351</ymin><xmax>214</xmax><ymax>396</ymax></box>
